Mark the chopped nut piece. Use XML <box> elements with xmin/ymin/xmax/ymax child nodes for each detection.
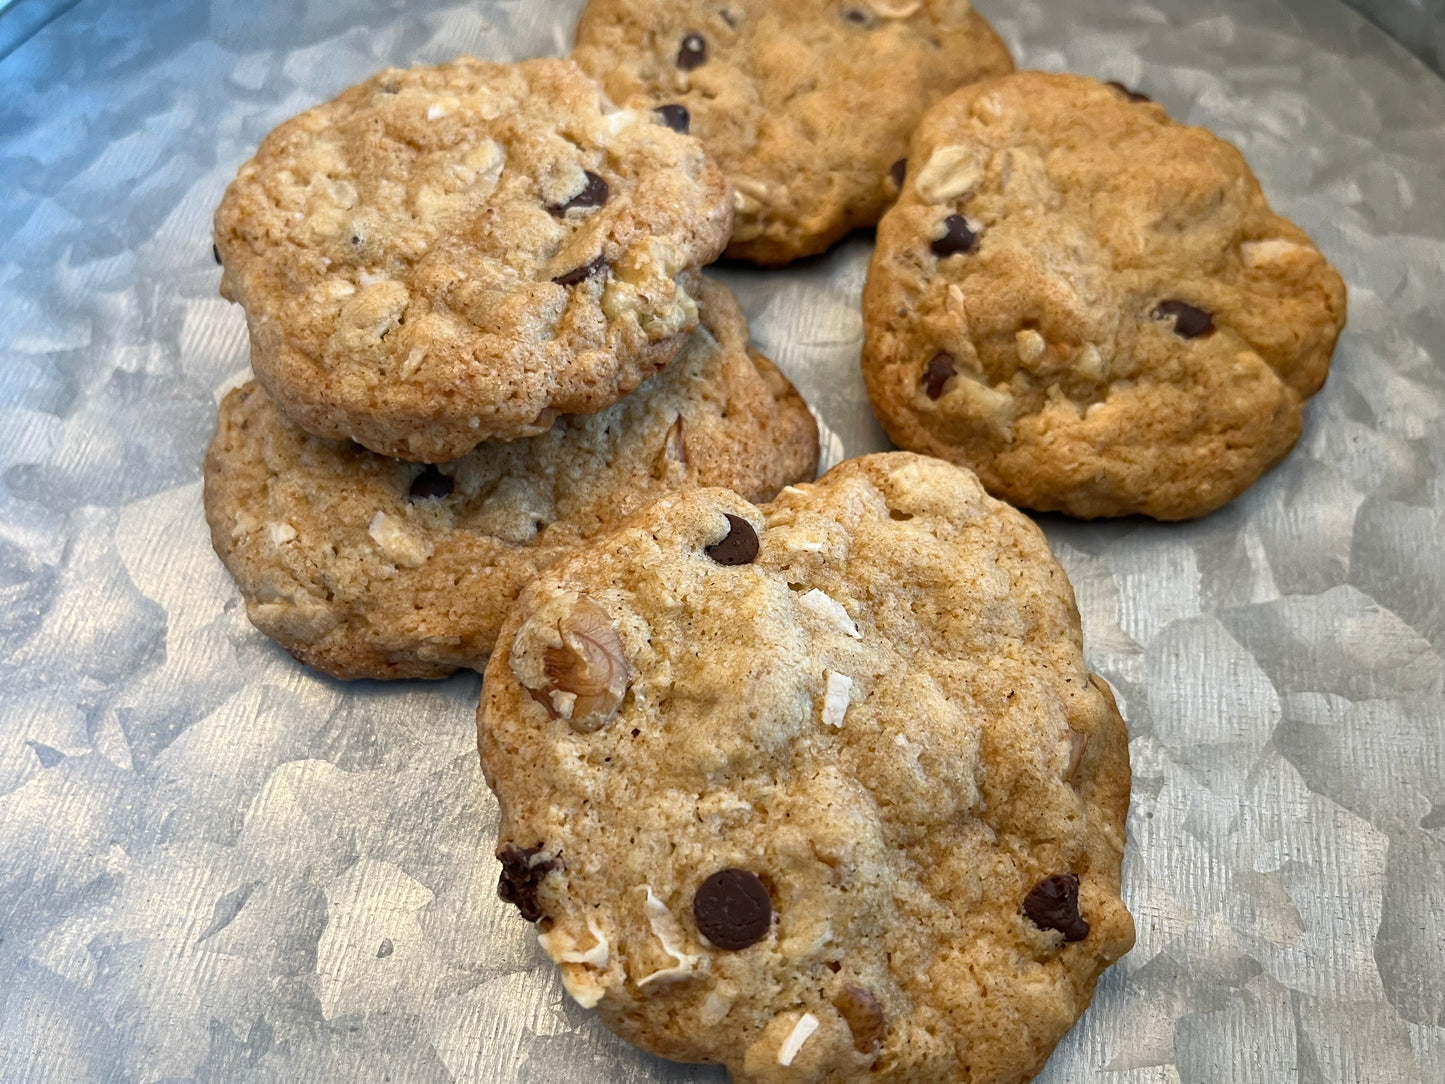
<box><xmin>833</xmin><ymin>983</ymin><xmax>886</xmax><ymax>1052</ymax></box>
<box><xmin>513</xmin><ymin>594</ymin><xmax>629</xmax><ymax>732</ymax></box>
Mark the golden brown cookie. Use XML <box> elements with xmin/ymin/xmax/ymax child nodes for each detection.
<box><xmin>573</xmin><ymin>0</ymin><xmax>1012</xmax><ymax>265</ymax></box>
<box><xmin>862</xmin><ymin>72</ymin><xmax>1347</xmax><ymax>520</ymax></box>
<box><xmin>204</xmin><ymin>281</ymin><xmax>816</xmax><ymax>679</ymax></box>
<box><xmin>478</xmin><ymin>452</ymin><xmax>1134</xmax><ymax>1083</ymax></box>
<box><xmin>214</xmin><ymin>57</ymin><xmax>732</xmax><ymax>461</ymax></box>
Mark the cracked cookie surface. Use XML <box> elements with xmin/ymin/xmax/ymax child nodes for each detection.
<box><xmin>573</xmin><ymin>0</ymin><xmax>1011</xmax><ymax>265</ymax></box>
<box><xmin>204</xmin><ymin>281</ymin><xmax>816</xmax><ymax>680</ymax></box>
<box><xmin>862</xmin><ymin>72</ymin><xmax>1347</xmax><ymax>520</ymax></box>
<box><xmin>478</xmin><ymin>452</ymin><xmax>1133</xmax><ymax>1083</ymax></box>
<box><xmin>215</xmin><ymin>57</ymin><xmax>732</xmax><ymax>460</ymax></box>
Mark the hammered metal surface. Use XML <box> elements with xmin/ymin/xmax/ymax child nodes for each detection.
<box><xmin>1</xmin><ymin>0</ymin><xmax>1443</xmax><ymax>1081</ymax></box>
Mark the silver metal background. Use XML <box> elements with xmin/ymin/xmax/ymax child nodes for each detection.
<box><xmin>1</xmin><ymin>0</ymin><xmax>1443</xmax><ymax>1080</ymax></box>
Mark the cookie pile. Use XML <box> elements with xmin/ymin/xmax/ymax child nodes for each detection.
<box><xmin>201</xmin><ymin>2</ymin><xmax>1349</xmax><ymax>1082</ymax></box>
<box><xmin>205</xmin><ymin>58</ymin><xmax>818</xmax><ymax>679</ymax></box>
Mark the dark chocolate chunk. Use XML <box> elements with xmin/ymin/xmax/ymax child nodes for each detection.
<box><xmin>1154</xmin><ymin>300</ymin><xmax>1216</xmax><ymax>339</ymax></box>
<box><xmin>693</xmin><ymin>868</ymin><xmax>772</xmax><ymax>949</ymax></box>
<box><xmin>930</xmin><ymin>214</ymin><xmax>979</xmax><ymax>258</ymax></box>
<box><xmin>497</xmin><ymin>844</ymin><xmax>558</xmax><ymax>922</ymax></box>
<box><xmin>212</xmin><ymin>243</ymin><xmax>222</xmax><ymax>266</ymax></box>
<box><xmin>833</xmin><ymin>983</ymin><xmax>886</xmax><ymax>1052</ymax></box>
<box><xmin>677</xmin><ymin>32</ymin><xmax>707</xmax><ymax>70</ymax></box>
<box><xmin>889</xmin><ymin>159</ymin><xmax>907</xmax><ymax>189</ymax></box>
<box><xmin>705</xmin><ymin>513</ymin><xmax>759</xmax><ymax>566</ymax></box>
<box><xmin>655</xmin><ymin>103</ymin><xmax>691</xmax><ymax>133</ymax></box>
<box><xmin>552</xmin><ymin>254</ymin><xmax>609</xmax><ymax>287</ymax></box>
<box><xmin>1022</xmin><ymin>872</ymin><xmax>1089</xmax><ymax>942</ymax></box>
<box><xmin>1106</xmin><ymin>80</ymin><xmax>1152</xmax><ymax>103</ymax></box>
<box><xmin>548</xmin><ymin>171</ymin><xmax>609</xmax><ymax>216</ymax></box>
<box><xmin>923</xmin><ymin>353</ymin><xmax>955</xmax><ymax>400</ymax></box>
<box><xmin>408</xmin><ymin>465</ymin><xmax>453</xmax><ymax>500</ymax></box>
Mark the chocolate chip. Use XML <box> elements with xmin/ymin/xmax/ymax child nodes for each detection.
<box><xmin>655</xmin><ymin>103</ymin><xmax>691</xmax><ymax>133</ymax></box>
<box><xmin>705</xmin><ymin>513</ymin><xmax>759</xmax><ymax>566</ymax></box>
<box><xmin>833</xmin><ymin>984</ymin><xmax>886</xmax><ymax>1053</ymax></box>
<box><xmin>923</xmin><ymin>353</ymin><xmax>955</xmax><ymax>400</ymax></box>
<box><xmin>408</xmin><ymin>465</ymin><xmax>452</xmax><ymax>500</ymax></box>
<box><xmin>693</xmin><ymin>868</ymin><xmax>772</xmax><ymax>949</ymax></box>
<box><xmin>548</xmin><ymin>171</ymin><xmax>609</xmax><ymax>216</ymax></box>
<box><xmin>212</xmin><ymin>243</ymin><xmax>222</xmax><ymax>266</ymax></box>
<box><xmin>889</xmin><ymin>159</ymin><xmax>907</xmax><ymax>189</ymax></box>
<box><xmin>497</xmin><ymin>844</ymin><xmax>559</xmax><ymax>922</ymax></box>
<box><xmin>1154</xmin><ymin>300</ymin><xmax>1215</xmax><ymax>339</ymax></box>
<box><xmin>931</xmin><ymin>214</ymin><xmax>979</xmax><ymax>258</ymax></box>
<box><xmin>1023</xmin><ymin>872</ymin><xmax>1089</xmax><ymax>942</ymax></box>
<box><xmin>676</xmin><ymin>32</ymin><xmax>707</xmax><ymax>70</ymax></box>
<box><xmin>552</xmin><ymin>254</ymin><xmax>609</xmax><ymax>287</ymax></box>
<box><xmin>1106</xmin><ymin>80</ymin><xmax>1152</xmax><ymax>103</ymax></box>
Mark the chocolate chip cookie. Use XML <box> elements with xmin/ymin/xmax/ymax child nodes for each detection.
<box><xmin>478</xmin><ymin>452</ymin><xmax>1134</xmax><ymax>1082</ymax></box>
<box><xmin>862</xmin><ymin>72</ymin><xmax>1347</xmax><ymax>520</ymax></box>
<box><xmin>573</xmin><ymin>0</ymin><xmax>1012</xmax><ymax>265</ymax></box>
<box><xmin>204</xmin><ymin>281</ymin><xmax>816</xmax><ymax>680</ymax></box>
<box><xmin>214</xmin><ymin>57</ymin><xmax>732</xmax><ymax>461</ymax></box>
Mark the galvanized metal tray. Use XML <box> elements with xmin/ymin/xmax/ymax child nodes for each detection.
<box><xmin>1</xmin><ymin>0</ymin><xmax>1443</xmax><ymax>1080</ymax></box>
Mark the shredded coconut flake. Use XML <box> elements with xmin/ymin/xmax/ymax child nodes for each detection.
<box><xmin>367</xmin><ymin>511</ymin><xmax>432</xmax><ymax>567</ymax></box>
<box><xmin>637</xmin><ymin>886</ymin><xmax>698</xmax><ymax>987</ymax></box>
<box><xmin>560</xmin><ymin>969</ymin><xmax>605</xmax><ymax>1009</ymax></box>
<box><xmin>822</xmin><ymin>671</ymin><xmax>853</xmax><ymax>728</ymax></box>
<box><xmin>700</xmin><ymin>990</ymin><xmax>734</xmax><ymax>1025</ymax></box>
<box><xmin>778</xmin><ymin>1012</ymin><xmax>820</xmax><ymax>1067</ymax></box>
<box><xmin>540</xmin><ymin>914</ymin><xmax>610</xmax><ymax>967</ymax></box>
<box><xmin>602</xmin><ymin>108</ymin><xmax>643</xmax><ymax>134</ymax></box>
<box><xmin>800</xmin><ymin>589</ymin><xmax>862</xmax><ymax>639</ymax></box>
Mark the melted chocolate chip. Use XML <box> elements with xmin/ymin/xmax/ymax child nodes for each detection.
<box><xmin>889</xmin><ymin>159</ymin><xmax>907</xmax><ymax>188</ymax></box>
<box><xmin>497</xmin><ymin>844</ymin><xmax>558</xmax><ymax>922</ymax></box>
<box><xmin>552</xmin><ymin>254</ymin><xmax>609</xmax><ymax>287</ymax></box>
<box><xmin>655</xmin><ymin>103</ymin><xmax>691</xmax><ymax>133</ymax></box>
<box><xmin>931</xmin><ymin>214</ymin><xmax>979</xmax><ymax>258</ymax></box>
<box><xmin>844</xmin><ymin>7</ymin><xmax>871</xmax><ymax>23</ymax></box>
<box><xmin>409</xmin><ymin>465</ymin><xmax>452</xmax><ymax>500</ymax></box>
<box><xmin>1106</xmin><ymin>80</ymin><xmax>1152</xmax><ymax>103</ymax></box>
<box><xmin>548</xmin><ymin>171</ymin><xmax>609</xmax><ymax>216</ymax></box>
<box><xmin>923</xmin><ymin>353</ymin><xmax>956</xmax><ymax>400</ymax></box>
<box><xmin>693</xmin><ymin>868</ymin><xmax>772</xmax><ymax>949</ymax></box>
<box><xmin>1154</xmin><ymin>300</ymin><xmax>1216</xmax><ymax>339</ymax></box>
<box><xmin>677</xmin><ymin>32</ymin><xmax>707</xmax><ymax>70</ymax></box>
<box><xmin>212</xmin><ymin>243</ymin><xmax>222</xmax><ymax>266</ymax></box>
<box><xmin>1023</xmin><ymin>872</ymin><xmax>1089</xmax><ymax>942</ymax></box>
<box><xmin>705</xmin><ymin>513</ymin><xmax>759</xmax><ymax>566</ymax></box>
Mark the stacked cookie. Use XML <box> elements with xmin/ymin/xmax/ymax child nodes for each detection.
<box><xmin>204</xmin><ymin>57</ymin><xmax>818</xmax><ymax>679</ymax></box>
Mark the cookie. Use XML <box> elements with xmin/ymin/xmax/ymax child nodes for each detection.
<box><xmin>204</xmin><ymin>281</ymin><xmax>817</xmax><ymax>680</ymax></box>
<box><xmin>573</xmin><ymin>0</ymin><xmax>1012</xmax><ymax>265</ymax></box>
<box><xmin>478</xmin><ymin>452</ymin><xmax>1134</xmax><ymax>1083</ymax></box>
<box><xmin>862</xmin><ymin>72</ymin><xmax>1347</xmax><ymax>520</ymax></box>
<box><xmin>214</xmin><ymin>57</ymin><xmax>732</xmax><ymax>461</ymax></box>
